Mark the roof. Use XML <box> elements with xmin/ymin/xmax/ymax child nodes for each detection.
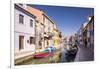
<box><xmin>27</xmin><ymin>5</ymin><xmax>56</xmax><ymax>26</ymax></box>
<box><xmin>27</xmin><ymin>6</ymin><xmax>44</xmax><ymax>24</ymax></box>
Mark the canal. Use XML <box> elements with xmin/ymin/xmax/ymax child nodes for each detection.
<box><xmin>15</xmin><ymin>42</ymin><xmax>78</xmax><ymax>65</ymax></box>
<box><xmin>16</xmin><ymin>49</ymin><xmax>61</xmax><ymax>65</ymax></box>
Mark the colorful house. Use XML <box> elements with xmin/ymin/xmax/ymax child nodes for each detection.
<box><xmin>27</xmin><ymin>5</ymin><xmax>45</xmax><ymax>52</ymax></box>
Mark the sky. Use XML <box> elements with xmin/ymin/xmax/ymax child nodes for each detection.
<box><xmin>28</xmin><ymin>4</ymin><xmax>94</xmax><ymax>37</ymax></box>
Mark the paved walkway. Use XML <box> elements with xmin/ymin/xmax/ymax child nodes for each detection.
<box><xmin>75</xmin><ymin>45</ymin><xmax>94</xmax><ymax>62</ymax></box>
<box><xmin>15</xmin><ymin>51</ymin><xmax>35</xmax><ymax>59</ymax></box>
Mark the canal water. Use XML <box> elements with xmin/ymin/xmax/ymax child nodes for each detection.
<box><xmin>16</xmin><ymin>45</ymin><xmax>77</xmax><ymax>65</ymax></box>
<box><xmin>18</xmin><ymin>50</ymin><xmax>60</xmax><ymax>65</ymax></box>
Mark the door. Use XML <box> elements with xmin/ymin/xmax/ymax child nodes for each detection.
<box><xmin>19</xmin><ymin>36</ymin><xmax>24</xmax><ymax>50</ymax></box>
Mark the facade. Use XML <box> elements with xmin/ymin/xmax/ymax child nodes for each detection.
<box><xmin>26</xmin><ymin>5</ymin><xmax>60</xmax><ymax>50</ymax></box>
<box><xmin>43</xmin><ymin>13</ymin><xmax>61</xmax><ymax>49</ymax></box>
<box><xmin>43</xmin><ymin>13</ymin><xmax>55</xmax><ymax>48</ymax></box>
<box><xmin>82</xmin><ymin>16</ymin><xmax>94</xmax><ymax>47</ymax></box>
<box><xmin>14</xmin><ymin>4</ymin><xmax>36</xmax><ymax>60</ymax></box>
<box><xmin>69</xmin><ymin>34</ymin><xmax>77</xmax><ymax>45</ymax></box>
<box><xmin>52</xmin><ymin>29</ymin><xmax>60</xmax><ymax>49</ymax></box>
<box><xmin>77</xmin><ymin>25</ymin><xmax>83</xmax><ymax>46</ymax></box>
<box><xmin>77</xmin><ymin>16</ymin><xmax>94</xmax><ymax>47</ymax></box>
<box><xmin>27</xmin><ymin>6</ymin><xmax>45</xmax><ymax>52</ymax></box>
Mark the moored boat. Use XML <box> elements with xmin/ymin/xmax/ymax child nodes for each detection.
<box><xmin>33</xmin><ymin>52</ymin><xmax>50</xmax><ymax>59</ymax></box>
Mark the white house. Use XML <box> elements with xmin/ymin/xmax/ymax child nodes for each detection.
<box><xmin>14</xmin><ymin>4</ymin><xmax>36</xmax><ymax>59</ymax></box>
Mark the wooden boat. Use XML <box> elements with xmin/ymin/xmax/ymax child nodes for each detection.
<box><xmin>33</xmin><ymin>52</ymin><xmax>50</xmax><ymax>59</ymax></box>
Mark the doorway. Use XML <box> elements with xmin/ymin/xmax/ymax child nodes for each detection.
<box><xmin>19</xmin><ymin>36</ymin><xmax>24</xmax><ymax>50</ymax></box>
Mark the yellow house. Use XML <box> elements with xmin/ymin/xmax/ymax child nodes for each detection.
<box><xmin>52</xmin><ymin>29</ymin><xmax>60</xmax><ymax>49</ymax></box>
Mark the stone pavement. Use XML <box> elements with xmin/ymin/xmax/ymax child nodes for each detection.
<box><xmin>74</xmin><ymin>45</ymin><xmax>94</xmax><ymax>62</ymax></box>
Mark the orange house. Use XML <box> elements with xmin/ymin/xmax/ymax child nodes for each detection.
<box><xmin>27</xmin><ymin>6</ymin><xmax>45</xmax><ymax>52</ymax></box>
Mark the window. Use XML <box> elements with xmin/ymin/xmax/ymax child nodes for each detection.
<box><xmin>30</xmin><ymin>19</ymin><xmax>33</xmax><ymax>27</ymax></box>
<box><xmin>30</xmin><ymin>37</ymin><xmax>35</xmax><ymax>44</ymax></box>
<box><xmin>19</xmin><ymin>4</ymin><xmax>23</xmax><ymax>6</ymax></box>
<box><xmin>19</xmin><ymin>14</ymin><xmax>24</xmax><ymax>24</ymax></box>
